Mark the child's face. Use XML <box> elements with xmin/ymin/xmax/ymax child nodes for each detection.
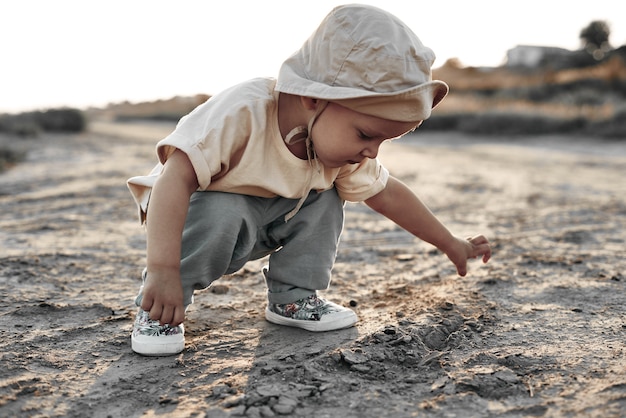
<box><xmin>311</xmin><ymin>102</ymin><xmax>419</xmax><ymax>168</ymax></box>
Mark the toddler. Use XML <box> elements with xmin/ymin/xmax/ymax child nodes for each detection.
<box><xmin>127</xmin><ymin>4</ymin><xmax>491</xmax><ymax>356</ymax></box>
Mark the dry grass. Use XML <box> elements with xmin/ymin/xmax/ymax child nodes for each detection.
<box><xmin>437</xmin><ymin>95</ymin><xmax>616</xmax><ymax>121</ymax></box>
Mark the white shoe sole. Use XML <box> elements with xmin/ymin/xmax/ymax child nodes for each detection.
<box><xmin>265</xmin><ymin>308</ymin><xmax>357</xmax><ymax>332</ymax></box>
<box><xmin>131</xmin><ymin>330</ymin><xmax>185</xmax><ymax>356</ymax></box>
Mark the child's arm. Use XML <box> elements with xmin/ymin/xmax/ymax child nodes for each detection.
<box><xmin>365</xmin><ymin>176</ymin><xmax>491</xmax><ymax>276</ymax></box>
<box><xmin>141</xmin><ymin>149</ymin><xmax>199</xmax><ymax>326</ymax></box>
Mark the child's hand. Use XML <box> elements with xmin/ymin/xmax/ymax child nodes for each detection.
<box><xmin>444</xmin><ymin>234</ymin><xmax>491</xmax><ymax>277</ymax></box>
<box><xmin>140</xmin><ymin>269</ymin><xmax>185</xmax><ymax>327</ymax></box>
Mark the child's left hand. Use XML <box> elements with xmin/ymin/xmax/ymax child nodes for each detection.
<box><xmin>444</xmin><ymin>234</ymin><xmax>491</xmax><ymax>277</ymax></box>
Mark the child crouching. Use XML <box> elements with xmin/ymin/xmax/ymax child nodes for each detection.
<box><xmin>127</xmin><ymin>4</ymin><xmax>491</xmax><ymax>356</ymax></box>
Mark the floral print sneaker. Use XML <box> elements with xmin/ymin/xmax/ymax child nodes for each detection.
<box><xmin>266</xmin><ymin>294</ymin><xmax>358</xmax><ymax>332</ymax></box>
<box><xmin>131</xmin><ymin>308</ymin><xmax>185</xmax><ymax>356</ymax></box>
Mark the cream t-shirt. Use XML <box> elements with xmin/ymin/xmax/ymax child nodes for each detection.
<box><xmin>127</xmin><ymin>78</ymin><xmax>389</xmax><ymax>221</ymax></box>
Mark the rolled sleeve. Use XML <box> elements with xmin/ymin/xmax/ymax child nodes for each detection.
<box><xmin>156</xmin><ymin>134</ymin><xmax>212</xmax><ymax>191</ymax></box>
<box><xmin>126</xmin><ymin>163</ymin><xmax>163</xmax><ymax>223</ymax></box>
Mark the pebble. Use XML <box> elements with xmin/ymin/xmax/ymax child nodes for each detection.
<box><xmin>211</xmin><ymin>383</ymin><xmax>232</xmax><ymax>397</ymax></box>
<box><xmin>210</xmin><ymin>284</ymin><xmax>229</xmax><ymax>295</ymax></box>
<box><xmin>494</xmin><ymin>369</ymin><xmax>520</xmax><ymax>384</ymax></box>
<box><xmin>351</xmin><ymin>364</ymin><xmax>371</xmax><ymax>373</ymax></box>
<box><xmin>158</xmin><ymin>395</ymin><xmax>178</xmax><ymax>405</ymax></box>
<box><xmin>222</xmin><ymin>394</ymin><xmax>244</xmax><ymax>408</ymax></box>
<box><xmin>442</xmin><ymin>301</ymin><xmax>455</xmax><ymax>310</ymax></box>
<box><xmin>430</xmin><ymin>376</ymin><xmax>449</xmax><ymax>390</ymax></box>
<box><xmin>255</xmin><ymin>384</ymin><xmax>282</xmax><ymax>397</ymax></box>
<box><xmin>204</xmin><ymin>408</ymin><xmax>232</xmax><ymax>418</ymax></box>
<box><xmin>340</xmin><ymin>349</ymin><xmax>368</xmax><ymax>365</ymax></box>
<box><xmin>394</xmin><ymin>253</ymin><xmax>415</xmax><ymax>262</ymax></box>
<box><xmin>272</xmin><ymin>396</ymin><xmax>297</xmax><ymax>415</ymax></box>
<box><xmin>258</xmin><ymin>405</ymin><xmax>275</xmax><ymax>417</ymax></box>
<box><xmin>245</xmin><ymin>406</ymin><xmax>261</xmax><ymax>418</ymax></box>
<box><xmin>383</xmin><ymin>325</ymin><xmax>397</xmax><ymax>335</ymax></box>
<box><xmin>229</xmin><ymin>405</ymin><xmax>246</xmax><ymax>416</ymax></box>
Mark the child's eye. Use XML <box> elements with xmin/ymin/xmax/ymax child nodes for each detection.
<box><xmin>358</xmin><ymin>131</ymin><xmax>373</xmax><ymax>140</ymax></box>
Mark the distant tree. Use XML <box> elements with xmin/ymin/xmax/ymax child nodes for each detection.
<box><xmin>580</xmin><ymin>20</ymin><xmax>612</xmax><ymax>59</ymax></box>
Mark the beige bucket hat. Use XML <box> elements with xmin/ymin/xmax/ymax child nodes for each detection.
<box><xmin>275</xmin><ymin>4</ymin><xmax>449</xmax><ymax>122</ymax></box>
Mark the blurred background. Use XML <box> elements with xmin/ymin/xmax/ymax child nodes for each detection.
<box><xmin>0</xmin><ymin>0</ymin><xmax>625</xmax><ymax>153</ymax></box>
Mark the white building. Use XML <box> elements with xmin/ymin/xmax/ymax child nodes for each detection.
<box><xmin>506</xmin><ymin>45</ymin><xmax>572</xmax><ymax>68</ymax></box>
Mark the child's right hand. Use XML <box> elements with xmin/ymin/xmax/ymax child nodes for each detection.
<box><xmin>443</xmin><ymin>234</ymin><xmax>492</xmax><ymax>277</ymax></box>
<box><xmin>140</xmin><ymin>268</ymin><xmax>185</xmax><ymax>327</ymax></box>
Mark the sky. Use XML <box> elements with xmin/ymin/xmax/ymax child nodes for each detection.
<box><xmin>1</xmin><ymin>0</ymin><xmax>625</xmax><ymax>113</ymax></box>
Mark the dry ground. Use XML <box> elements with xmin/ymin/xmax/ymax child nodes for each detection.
<box><xmin>1</xmin><ymin>121</ymin><xmax>625</xmax><ymax>417</ymax></box>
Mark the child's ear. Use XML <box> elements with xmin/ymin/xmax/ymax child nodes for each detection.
<box><xmin>300</xmin><ymin>96</ymin><xmax>319</xmax><ymax>111</ymax></box>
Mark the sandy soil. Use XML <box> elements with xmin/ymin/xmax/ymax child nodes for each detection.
<box><xmin>1</xmin><ymin>121</ymin><xmax>625</xmax><ymax>418</ymax></box>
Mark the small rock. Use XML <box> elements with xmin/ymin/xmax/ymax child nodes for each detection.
<box><xmin>204</xmin><ymin>408</ymin><xmax>232</xmax><ymax>418</ymax></box>
<box><xmin>421</xmin><ymin>327</ymin><xmax>449</xmax><ymax>350</ymax></box>
<box><xmin>259</xmin><ymin>405</ymin><xmax>275</xmax><ymax>417</ymax></box>
<box><xmin>256</xmin><ymin>384</ymin><xmax>282</xmax><ymax>397</ymax></box>
<box><xmin>229</xmin><ymin>405</ymin><xmax>246</xmax><ymax>415</ymax></box>
<box><xmin>272</xmin><ymin>396</ymin><xmax>297</xmax><ymax>415</ymax></box>
<box><xmin>494</xmin><ymin>369</ymin><xmax>520</xmax><ymax>384</ymax></box>
<box><xmin>430</xmin><ymin>376</ymin><xmax>449</xmax><ymax>391</ymax></box>
<box><xmin>394</xmin><ymin>254</ymin><xmax>415</xmax><ymax>262</ymax></box>
<box><xmin>212</xmin><ymin>383</ymin><xmax>232</xmax><ymax>397</ymax></box>
<box><xmin>465</xmin><ymin>320</ymin><xmax>479</xmax><ymax>328</ymax></box>
<box><xmin>351</xmin><ymin>364</ymin><xmax>371</xmax><ymax>373</ymax></box>
<box><xmin>328</xmin><ymin>351</ymin><xmax>342</xmax><ymax>363</ymax></box>
<box><xmin>260</xmin><ymin>366</ymin><xmax>275</xmax><ymax>375</ymax></box>
<box><xmin>246</xmin><ymin>406</ymin><xmax>262</xmax><ymax>418</ymax></box>
<box><xmin>372</xmin><ymin>331</ymin><xmax>394</xmax><ymax>342</ymax></box>
<box><xmin>388</xmin><ymin>284</ymin><xmax>409</xmax><ymax>294</ymax></box>
<box><xmin>383</xmin><ymin>325</ymin><xmax>397</xmax><ymax>335</ymax></box>
<box><xmin>319</xmin><ymin>383</ymin><xmax>334</xmax><ymax>392</ymax></box>
<box><xmin>340</xmin><ymin>349</ymin><xmax>368</xmax><ymax>365</ymax></box>
<box><xmin>222</xmin><ymin>394</ymin><xmax>245</xmax><ymax>408</ymax></box>
<box><xmin>210</xmin><ymin>284</ymin><xmax>229</xmax><ymax>295</ymax></box>
<box><xmin>158</xmin><ymin>395</ymin><xmax>178</xmax><ymax>405</ymax></box>
<box><xmin>441</xmin><ymin>301</ymin><xmax>455</xmax><ymax>310</ymax></box>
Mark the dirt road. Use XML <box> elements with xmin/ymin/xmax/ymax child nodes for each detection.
<box><xmin>1</xmin><ymin>122</ymin><xmax>625</xmax><ymax>417</ymax></box>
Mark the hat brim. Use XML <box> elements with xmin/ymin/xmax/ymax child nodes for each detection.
<box><xmin>329</xmin><ymin>81</ymin><xmax>449</xmax><ymax>122</ymax></box>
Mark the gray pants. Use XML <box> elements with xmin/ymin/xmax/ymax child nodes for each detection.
<box><xmin>178</xmin><ymin>188</ymin><xmax>344</xmax><ymax>306</ymax></box>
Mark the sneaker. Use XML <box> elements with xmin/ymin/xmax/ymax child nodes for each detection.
<box><xmin>266</xmin><ymin>294</ymin><xmax>358</xmax><ymax>332</ymax></box>
<box><xmin>131</xmin><ymin>308</ymin><xmax>185</xmax><ymax>356</ymax></box>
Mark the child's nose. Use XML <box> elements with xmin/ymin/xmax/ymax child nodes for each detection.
<box><xmin>361</xmin><ymin>145</ymin><xmax>379</xmax><ymax>159</ymax></box>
